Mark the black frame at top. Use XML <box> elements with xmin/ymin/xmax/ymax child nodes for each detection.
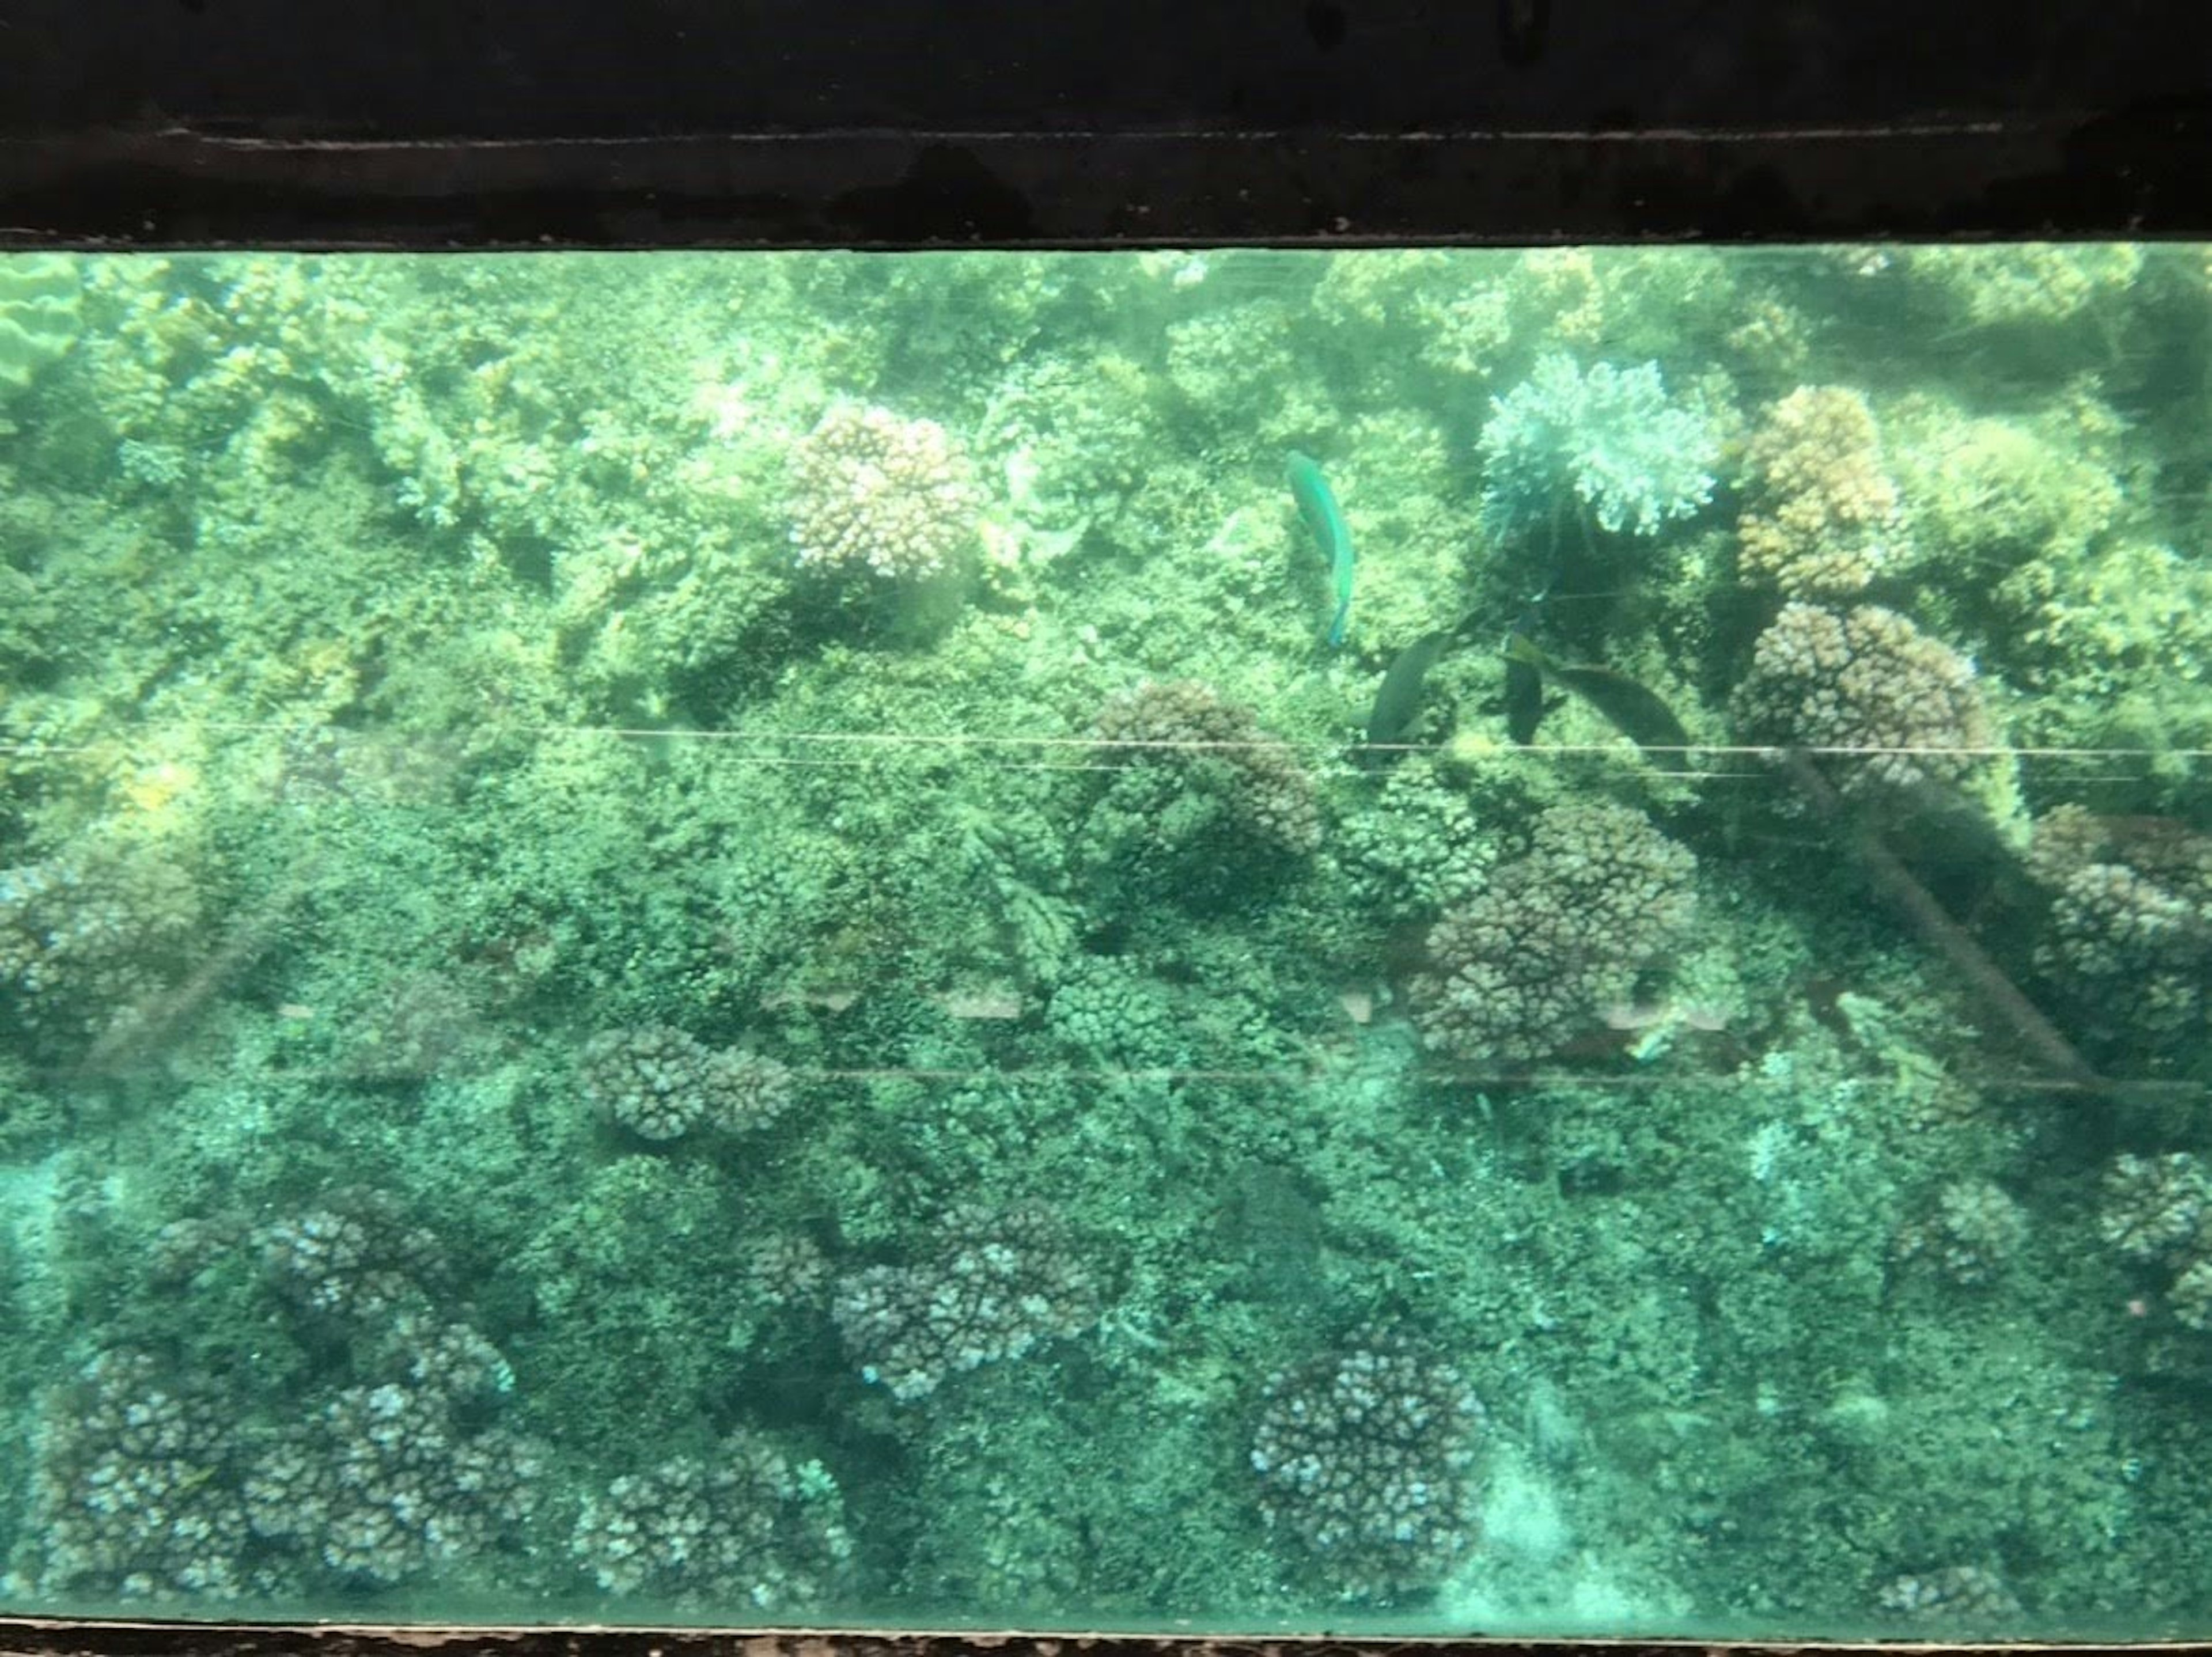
<box><xmin>0</xmin><ymin>0</ymin><xmax>2209</xmax><ymax>247</ymax></box>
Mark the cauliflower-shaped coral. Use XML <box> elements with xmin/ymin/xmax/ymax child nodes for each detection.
<box><xmin>1249</xmin><ymin>1340</ymin><xmax>1486</xmax><ymax>1602</ymax></box>
<box><xmin>786</xmin><ymin>401</ymin><xmax>983</xmax><ymax>581</ymax></box>
<box><xmin>571</xmin><ymin>1434</ymin><xmax>852</xmax><ymax>1609</ymax></box>
<box><xmin>578</xmin><ymin>1026</ymin><xmax>794</xmax><ymax>1142</ymax></box>
<box><xmin>1876</xmin><ymin>1563</ymin><xmax>2023</xmax><ymax>1630</ymax></box>
<box><xmin>1902</xmin><ymin>415</ymin><xmax>2120</xmax><ymax>577</ymax></box>
<box><xmin>1412</xmin><ymin>802</ymin><xmax>1695</xmax><ymax>1064</ymax></box>
<box><xmin>1092</xmin><ymin>678</ymin><xmax>1321</xmax><ymax>858</ymax></box>
<box><xmin>2096</xmin><ymin>1151</ymin><xmax>2211</xmax><ymax>1263</ymax></box>
<box><xmin>2029</xmin><ymin>806</ymin><xmax>2211</xmax><ymax>1045</ymax></box>
<box><xmin>24</xmin><ymin>1349</ymin><xmax>256</xmax><ymax>1601</ymax></box>
<box><xmin>244</xmin><ymin>1359</ymin><xmax>539</xmax><ymax>1588</ymax></box>
<box><xmin>1893</xmin><ymin>1178</ymin><xmax>2028</xmax><ymax>1287</ymax></box>
<box><xmin>1730</xmin><ymin>603</ymin><xmax>1997</xmax><ymax>798</ymax></box>
<box><xmin>1479</xmin><ymin>355</ymin><xmax>1719</xmax><ymax>541</ymax></box>
<box><xmin>832</xmin><ymin>1203</ymin><xmax>1099</xmax><ymax>1401</ymax></box>
<box><xmin>1896</xmin><ymin>242</ymin><xmax>2143</xmax><ymax>330</ymax></box>
<box><xmin>1737</xmin><ymin>386</ymin><xmax>1902</xmax><ymax>595</ymax></box>
<box><xmin>0</xmin><ymin>840</ymin><xmax>203</xmax><ymax>1056</ymax></box>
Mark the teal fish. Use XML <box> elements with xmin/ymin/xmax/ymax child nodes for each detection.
<box><xmin>1286</xmin><ymin>452</ymin><xmax>1354</xmax><ymax>648</ymax></box>
<box><xmin>1506</xmin><ymin>634</ymin><xmax>1692</xmax><ymax>771</ymax></box>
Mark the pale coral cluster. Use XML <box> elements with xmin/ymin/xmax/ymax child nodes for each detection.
<box><xmin>1876</xmin><ymin>1563</ymin><xmax>2023</xmax><ymax>1628</ymax></box>
<box><xmin>578</xmin><ymin>1025</ymin><xmax>794</xmax><ymax>1142</ymax></box>
<box><xmin>26</xmin><ymin>1349</ymin><xmax>257</xmax><ymax>1601</ymax></box>
<box><xmin>1093</xmin><ymin>678</ymin><xmax>1321</xmax><ymax>856</ymax></box>
<box><xmin>2028</xmin><ymin>806</ymin><xmax>2212</xmax><ymax>1045</ymax></box>
<box><xmin>0</xmin><ymin>842</ymin><xmax>202</xmax><ymax>1053</ymax></box>
<box><xmin>832</xmin><ymin>1203</ymin><xmax>1099</xmax><ymax>1402</ymax></box>
<box><xmin>1731</xmin><ymin>603</ymin><xmax>1994</xmax><ymax>796</ymax></box>
<box><xmin>1249</xmin><ymin>1342</ymin><xmax>1486</xmax><ymax>1602</ymax></box>
<box><xmin>1412</xmin><ymin>803</ymin><xmax>1695</xmax><ymax>1064</ymax></box>
<box><xmin>243</xmin><ymin>1339</ymin><xmax>539</xmax><ymax>1587</ymax></box>
<box><xmin>1737</xmin><ymin>386</ymin><xmax>1902</xmax><ymax>595</ymax></box>
<box><xmin>26</xmin><ymin>1201</ymin><xmax>540</xmax><ymax>1598</ymax></box>
<box><xmin>786</xmin><ymin>401</ymin><xmax>984</xmax><ymax>580</ymax></box>
<box><xmin>2098</xmin><ymin>1152</ymin><xmax>2212</xmax><ymax>1333</ymax></box>
<box><xmin>570</xmin><ymin>1435</ymin><xmax>852</xmax><ymax>1607</ymax></box>
<box><xmin>1892</xmin><ymin>1178</ymin><xmax>2028</xmax><ymax>1287</ymax></box>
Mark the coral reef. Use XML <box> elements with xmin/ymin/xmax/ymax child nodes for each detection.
<box><xmin>1478</xmin><ymin>354</ymin><xmax>1718</xmax><ymax>541</ymax></box>
<box><xmin>786</xmin><ymin>401</ymin><xmax>984</xmax><ymax>581</ymax></box>
<box><xmin>570</xmin><ymin>1436</ymin><xmax>853</xmax><ymax>1609</ymax></box>
<box><xmin>1249</xmin><ymin>1341</ymin><xmax>1486</xmax><ymax>1602</ymax></box>
<box><xmin>1412</xmin><ymin>802</ymin><xmax>1695</xmax><ymax>1064</ymax></box>
<box><xmin>1730</xmin><ymin>602</ymin><xmax>1998</xmax><ymax>797</ymax></box>
<box><xmin>833</xmin><ymin>1204</ymin><xmax>1100</xmax><ymax>1402</ymax></box>
<box><xmin>2</xmin><ymin>245</ymin><xmax>2210</xmax><ymax>1636</ymax></box>
<box><xmin>1736</xmin><ymin>386</ymin><xmax>1902</xmax><ymax>596</ymax></box>
<box><xmin>578</xmin><ymin>1026</ymin><xmax>794</xmax><ymax>1142</ymax></box>
<box><xmin>2029</xmin><ymin>807</ymin><xmax>2212</xmax><ymax>1047</ymax></box>
<box><xmin>1892</xmin><ymin>1179</ymin><xmax>2028</xmax><ymax>1287</ymax></box>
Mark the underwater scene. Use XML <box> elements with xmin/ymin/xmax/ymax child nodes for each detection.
<box><xmin>0</xmin><ymin>246</ymin><xmax>2207</xmax><ymax>1636</ymax></box>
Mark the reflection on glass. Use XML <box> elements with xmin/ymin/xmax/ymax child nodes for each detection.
<box><xmin>0</xmin><ymin>246</ymin><xmax>2205</xmax><ymax>1635</ymax></box>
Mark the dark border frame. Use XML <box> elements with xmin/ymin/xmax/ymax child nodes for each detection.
<box><xmin>2</xmin><ymin>1629</ymin><xmax>2203</xmax><ymax>1657</ymax></box>
<box><xmin>0</xmin><ymin>119</ymin><xmax>2203</xmax><ymax>249</ymax></box>
<box><xmin>1</xmin><ymin>0</ymin><xmax>2210</xmax><ymax>247</ymax></box>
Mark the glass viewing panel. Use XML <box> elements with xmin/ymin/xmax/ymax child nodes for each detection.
<box><xmin>0</xmin><ymin>246</ymin><xmax>2206</xmax><ymax>1638</ymax></box>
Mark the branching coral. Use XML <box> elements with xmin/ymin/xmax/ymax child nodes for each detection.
<box><xmin>786</xmin><ymin>401</ymin><xmax>984</xmax><ymax>581</ymax></box>
<box><xmin>1412</xmin><ymin>802</ymin><xmax>1695</xmax><ymax>1064</ymax></box>
<box><xmin>1478</xmin><ymin>354</ymin><xmax>1718</xmax><ymax>541</ymax></box>
<box><xmin>1737</xmin><ymin>386</ymin><xmax>1903</xmax><ymax>595</ymax></box>
<box><xmin>1730</xmin><ymin>603</ymin><xmax>1997</xmax><ymax>797</ymax></box>
<box><xmin>1249</xmin><ymin>1341</ymin><xmax>1486</xmax><ymax>1602</ymax></box>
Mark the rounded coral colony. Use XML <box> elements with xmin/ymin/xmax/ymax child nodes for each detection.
<box><xmin>786</xmin><ymin>401</ymin><xmax>984</xmax><ymax>581</ymax></box>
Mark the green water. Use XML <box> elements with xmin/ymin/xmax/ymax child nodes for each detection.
<box><xmin>0</xmin><ymin>246</ymin><xmax>2206</xmax><ymax>1635</ymax></box>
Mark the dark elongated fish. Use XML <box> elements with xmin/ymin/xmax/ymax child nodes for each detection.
<box><xmin>1506</xmin><ymin>634</ymin><xmax>1692</xmax><ymax>771</ymax></box>
<box><xmin>1363</xmin><ymin>615</ymin><xmax>1486</xmax><ymax>765</ymax></box>
<box><xmin>1504</xmin><ymin>650</ymin><xmax>1546</xmax><ymax>744</ymax></box>
<box><xmin>1365</xmin><ymin>631</ymin><xmax>1453</xmax><ymax>759</ymax></box>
